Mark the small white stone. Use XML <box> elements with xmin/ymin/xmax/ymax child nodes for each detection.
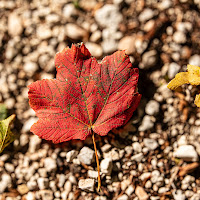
<box><xmin>174</xmin><ymin>145</ymin><xmax>199</xmax><ymax>162</ymax></box>
<box><xmin>78</xmin><ymin>147</ymin><xmax>95</xmax><ymax>165</ymax></box>
<box><xmin>140</xmin><ymin>172</ymin><xmax>151</xmax><ymax>181</ymax></box>
<box><xmin>168</xmin><ymin>62</ymin><xmax>181</xmax><ymax>79</ymax></box>
<box><xmin>63</xmin><ymin>4</ymin><xmax>77</xmax><ymax>19</ymax></box>
<box><xmin>78</xmin><ymin>179</ymin><xmax>95</xmax><ymax>192</ymax></box>
<box><xmin>8</xmin><ymin>13</ymin><xmax>23</xmax><ymax>36</ymax></box>
<box><xmin>139</xmin><ymin>115</ymin><xmax>154</xmax><ymax>131</ymax></box>
<box><xmin>145</xmin><ymin>180</ymin><xmax>152</xmax><ymax>189</ymax></box>
<box><xmin>90</xmin><ymin>30</ymin><xmax>102</xmax><ymax>43</ymax></box>
<box><xmin>66</xmin><ymin>150</ymin><xmax>78</xmax><ymax>162</ymax></box>
<box><xmin>132</xmin><ymin>142</ymin><xmax>142</xmax><ymax>153</ymax></box>
<box><xmin>189</xmin><ymin>54</ymin><xmax>200</xmax><ymax>66</ymax></box>
<box><xmin>139</xmin><ymin>8</ymin><xmax>154</xmax><ymax>22</ymax></box>
<box><xmin>36</xmin><ymin>25</ymin><xmax>52</xmax><ymax>40</ymax></box>
<box><xmin>37</xmin><ymin>178</ymin><xmax>49</xmax><ymax>190</ymax></box>
<box><xmin>65</xmin><ymin>23</ymin><xmax>87</xmax><ymax>40</ymax></box>
<box><xmin>44</xmin><ymin>157</ymin><xmax>57</xmax><ymax>172</ymax></box>
<box><xmin>173</xmin><ymin>31</ymin><xmax>187</xmax><ymax>44</ymax></box>
<box><xmin>85</xmin><ymin>42</ymin><xmax>103</xmax><ymax>58</ymax></box>
<box><xmin>131</xmin><ymin>153</ymin><xmax>144</xmax><ymax>162</ymax></box>
<box><xmin>28</xmin><ymin>134</ymin><xmax>42</xmax><ymax>153</ymax></box>
<box><xmin>144</xmin><ymin>138</ymin><xmax>159</xmax><ymax>150</ymax></box>
<box><xmin>145</xmin><ymin>100</ymin><xmax>160</xmax><ymax>116</ymax></box>
<box><xmin>88</xmin><ymin>170</ymin><xmax>98</xmax><ymax>179</ymax></box>
<box><xmin>22</xmin><ymin>117</ymin><xmax>38</xmax><ymax>134</ymax></box>
<box><xmin>118</xmin><ymin>36</ymin><xmax>135</xmax><ymax>55</ymax></box>
<box><xmin>26</xmin><ymin>192</ymin><xmax>36</xmax><ymax>200</ymax></box>
<box><xmin>23</xmin><ymin>62</ymin><xmax>38</xmax><ymax>76</ymax></box>
<box><xmin>117</xmin><ymin>194</ymin><xmax>128</xmax><ymax>200</ymax></box>
<box><xmin>125</xmin><ymin>185</ymin><xmax>134</xmax><ymax>196</ymax></box>
<box><xmin>95</xmin><ymin>5</ymin><xmax>123</xmax><ymax>30</ymax></box>
<box><xmin>100</xmin><ymin>158</ymin><xmax>113</xmax><ymax>175</ymax></box>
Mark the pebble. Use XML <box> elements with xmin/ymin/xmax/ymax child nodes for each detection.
<box><xmin>145</xmin><ymin>100</ymin><xmax>160</xmax><ymax>116</ymax></box>
<box><xmin>172</xmin><ymin>190</ymin><xmax>186</xmax><ymax>200</ymax></box>
<box><xmin>101</xmin><ymin>144</ymin><xmax>112</xmax><ymax>153</ymax></box>
<box><xmin>66</xmin><ymin>150</ymin><xmax>78</xmax><ymax>162</ymax></box>
<box><xmin>132</xmin><ymin>142</ymin><xmax>142</xmax><ymax>153</ymax></box>
<box><xmin>65</xmin><ymin>23</ymin><xmax>87</xmax><ymax>40</ymax></box>
<box><xmin>173</xmin><ymin>31</ymin><xmax>187</xmax><ymax>44</ymax></box>
<box><xmin>63</xmin><ymin>4</ymin><xmax>77</xmax><ymax>19</ymax></box>
<box><xmin>44</xmin><ymin>157</ymin><xmax>57</xmax><ymax>172</ymax></box>
<box><xmin>139</xmin><ymin>9</ymin><xmax>154</xmax><ymax>22</ymax></box>
<box><xmin>100</xmin><ymin>158</ymin><xmax>113</xmax><ymax>175</ymax></box>
<box><xmin>37</xmin><ymin>178</ymin><xmax>49</xmax><ymax>190</ymax></box>
<box><xmin>8</xmin><ymin>13</ymin><xmax>23</xmax><ymax>36</ymax></box>
<box><xmin>145</xmin><ymin>180</ymin><xmax>152</xmax><ymax>189</ymax></box>
<box><xmin>0</xmin><ymin>173</ymin><xmax>12</xmax><ymax>193</ymax></box>
<box><xmin>64</xmin><ymin>181</ymin><xmax>72</xmax><ymax>196</ymax></box>
<box><xmin>17</xmin><ymin>184</ymin><xmax>29</xmax><ymax>195</ymax></box>
<box><xmin>118</xmin><ymin>36</ymin><xmax>135</xmax><ymax>55</ymax></box>
<box><xmin>78</xmin><ymin>147</ymin><xmax>95</xmax><ymax>165</ymax></box>
<box><xmin>143</xmin><ymin>138</ymin><xmax>159</xmax><ymax>150</ymax></box>
<box><xmin>5</xmin><ymin>163</ymin><xmax>15</xmax><ymax>173</ymax></box>
<box><xmin>95</xmin><ymin>5</ymin><xmax>123</xmax><ymax>30</ymax></box>
<box><xmin>158</xmin><ymin>187</ymin><xmax>169</xmax><ymax>194</ymax></box>
<box><xmin>28</xmin><ymin>134</ymin><xmax>42</xmax><ymax>153</ymax></box>
<box><xmin>125</xmin><ymin>185</ymin><xmax>134</xmax><ymax>196</ymax></box>
<box><xmin>36</xmin><ymin>25</ymin><xmax>52</xmax><ymax>40</ymax></box>
<box><xmin>189</xmin><ymin>54</ymin><xmax>200</xmax><ymax>66</ymax></box>
<box><xmin>23</xmin><ymin>117</ymin><xmax>38</xmax><ymax>133</ymax></box>
<box><xmin>140</xmin><ymin>172</ymin><xmax>151</xmax><ymax>181</ymax></box>
<box><xmin>140</xmin><ymin>50</ymin><xmax>157</xmax><ymax>69</ymax></box>
<box><xmin>131</xmin><ymin>153</ymin><xmax>144</xmax><ymax>162</ymax></box>
<box><xmin>26</xmin><ymin>192</ymin><xmax>36</xmax><ymax>200</ymax></box>
<box><xmin>88</xmin><ymin>170</ymin><xmax>98</xmax><ymax>179</ymax></box>
<box><xmin>38</xmin><ymin>190</ymin><xmax>53</xmax><ymax>200</ymax></box>
<box><xmin>90</xmin><ymin>30</ymin><xmax>102</xmax><ymax>43</ymax></box>
<box><xmin>102</xmin><ymin>39</ymin><xmax>118</xmax><ymax>54</ymax></box>
<box><xmin>85</xmin><ymin>42</ymin><xmax>103</xmax><ymax>58</ymax></box>
<box><xmin>78</xmin><ymin>179</ymin><xmax>95</xmax><ymax>192</ymax></box>
<box><xmin>173</xmin><ymin>145</ymin><xmax>199</xmax><ymax>162</ymax></box>
<box><xmin>168</xmin><ymin>62</ymin><xmax>181</xmax><ymax>79</ymax></box>
<box><xmin>135</xmin><ymin>186</ymin><xmax>149</xmax><ymax>200</ymax></box>
<box><xmin>117</xmin><ymin>194</ymin><xmax>128</xmax><ymax>200</ymax></box>
<box><xmin>139</xmin><ymin>115</ymin><xmax>154</xmax><ymax>131</ymax></box>
<box><xmin>23</xmin><ymin>62</ymin><xmax>39</xmax><ymax>76</ymax></box>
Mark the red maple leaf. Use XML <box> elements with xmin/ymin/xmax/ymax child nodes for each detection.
<box><xmin>28</xmin><ymin>43</ymin><xmax>141</xmax><ymax>143</ymax></box>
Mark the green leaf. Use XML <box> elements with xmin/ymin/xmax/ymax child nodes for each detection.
<box><xmin>0</xmin><ymin>104</ymin><xmax>7</xmax><ymax>120</ymax></box>
<box><xmin>0</xmin><ymin>114</ymin><xmax>15</xmax><ymax>154</ymax></box>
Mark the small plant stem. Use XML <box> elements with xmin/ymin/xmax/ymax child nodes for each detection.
<box><xmin>92</xmin><ymin>132</ymin><xmax>101</xmax><ymax>191</ymax></box>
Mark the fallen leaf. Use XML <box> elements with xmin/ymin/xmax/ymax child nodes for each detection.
<box><xmin>167</xmin><ymin>64</ymin><xmax>200</xmax><ymax>90</ymax></box>
<box><xmin>168</xmin><ymin>64</ymin><xmax>200</xmax><ymax>107</ymax></box>
<box><xmin>0</xmin><ymin>114</ymin><xmax>15</xmax><ymax>153</ymax></box>
<box><xmin>0</xmin><ymin>104</ymin><xmax>7</xmax><ymax>120</ymax></box>
<box><xmin>28</xmin><ymin>43</ymin><xmax>141</xmax><ymax>190</ymax></box>
<box><xmin>28</xmin><ymin>43</ymin><xmax>141</xmax><ymax>143</ymax></box>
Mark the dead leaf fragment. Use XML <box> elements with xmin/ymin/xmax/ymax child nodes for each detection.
<box><xmin>0</xmin><ymin>114</ymin><xmax>15</xmax><ymax>153</ymax></box>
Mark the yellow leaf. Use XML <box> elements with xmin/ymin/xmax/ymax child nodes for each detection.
<box><xmin>167</xmin><ymin>72</ymin><xmax>189</xmax><ymax>90</ymax></box>
<box><xmin>0</xmin><ymin>114</ymin><xmax>15</xmax><ymax>154</ymax></box>
<box><xmin>168</xmin><ymin>65</ymin><xmax>200</xmax><ymax>90</ymax></box>
<box><xmin>194</xmin><ymin>94</ymin><xmax>200</xmax><ymax>107</ymax></box>
<box><xmin>187</xmin><ymin>64</ymin><xmax>200</xmax><ymax>85</ymax></box>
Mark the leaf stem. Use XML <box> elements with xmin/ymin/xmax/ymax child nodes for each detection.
<box><xmin>92</xmin><ymin>132</ymin><xmax>101</xmax><ymax>191</ymax></box>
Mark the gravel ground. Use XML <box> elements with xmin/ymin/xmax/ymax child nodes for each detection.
<box><xmin>1</xmin><ymin>0</ymin><xmax>200</xmax><ymax>199</ymax></box>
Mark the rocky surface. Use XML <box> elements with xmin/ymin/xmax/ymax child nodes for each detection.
<box><xmin>0</xmin><ymin>0</ymin><xmax>200</xmax><ymax>200</ymax></box>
